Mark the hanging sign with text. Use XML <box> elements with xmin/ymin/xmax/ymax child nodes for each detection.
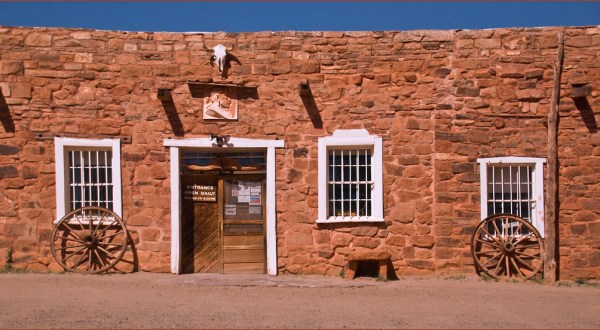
<box><xmin>183</xmin><ymin>184</ymin><xmax>217</xmax><ymax>202</ymax></box>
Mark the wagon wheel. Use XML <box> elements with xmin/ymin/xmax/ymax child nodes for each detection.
<box><xmin>51</xmin><ymin>206</ymin><xmax>128</xmax><ymax>274</ymax></box>
<box><xmin>471</xmin><ymin>213</ymin><xmax>544</xmax><ymax>280</ymax></box>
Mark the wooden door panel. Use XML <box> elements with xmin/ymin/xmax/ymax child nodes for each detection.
<box><xmin>223</xmin><ymin>262</ymin><xmax>265</xmax><ymax>274</ymax></box>
<box><xmin>223</xmin><ymin>248</ymin><xmax>265</xmax><ymax>263</ymax></box>
<box><xmin>223</xmin><ymin>235</ymin><xmax>264</xmax><ymax>248</ymax></box>
<box><xmin>194</xmin><ymin>203</ymin><xmax>220</xmax><ymax>273</ymax></box>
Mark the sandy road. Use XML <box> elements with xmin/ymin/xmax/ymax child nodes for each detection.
<box><xmin>1</xmin><ymin>272</ymin><xmax>599</xmax><ymax>329</ymax></box>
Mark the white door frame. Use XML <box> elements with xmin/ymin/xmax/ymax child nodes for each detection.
<box><xmin>163</xmin><ymin>137</ymin><xmax>284</xmax><ymax>275</ymax></box>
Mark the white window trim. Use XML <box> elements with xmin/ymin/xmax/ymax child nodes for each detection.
<box><xmin>477</xmin><ymin>156</ymin><xmax>546</xmax><ymax>236</ymax></box>
<box><xmin>317</xmin><ymin>129</ymin><xmax>383</xmax><ymax>224</ymax></box>
<box><xmin>55</xmin><ymin>137</ymin><xmax>122</xmax><ymax>221</ymax></box>
<box><xmin>163</xmin><ymin>137</ymin><xmax>284</xmax><ymax>276</ymax></box>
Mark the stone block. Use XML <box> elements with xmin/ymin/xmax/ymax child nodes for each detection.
<box><xmin>9</xmin><ymin>83</ymin><xmax>32</xmax><ymax>99</ymax></box>
<box><xmin>410</xmin><ymin>235</ymin><xmax>434</xmax><ymax>248</ymax></box>
<box><xmin>385</xmin><ymin>235</ymin><xmax>405</xmax><ymax>247</ymax></box>
<box><xmin>330</xmin><ymin>232</ymin><xmax>353</xmax><ymax>247</ymax></box>
<box><xmin>141</xmin><ymin>228</ymin><xmax>160</xmax><ymax>242</ymax></box>
<box><xmin>349</xmin><ymin>226</ymin><xmax>378</xmax><ymax>237</ymax></box>
<box><xmin>287</xmin><ymin>232</ymin><xmax>313</xmax><ymax>246</ymax></box>
<box><xmin>406</xmin><ymin>259</ymin><xmax>435</xmax><ymax>270</ymax></box>
<box><xmin>128</xmin><ymin>214</ymin><xmax>155</xmax><ymax>227</ymax></box>
<box><xmin>433</xmin><ymin>68</ymin><xmax>451</xmax><ymax>78</ymax></box>
<box><xmin>0</xmin><ymin>61</ymin><xmax>24</xmax><ymax>74</ymax></box>
<box><xmin>0</xmin><ymin>145</ymin><xmax>19</xmax><ymax>155</ymax></box>
<box><xmin>24</xmin><ymin>33</ymin><xmax>52</xmax><ymax>47</ymax></box>
<box><xmin>0</xmin><ymin>165</ymin><xmax>18</xmax><ymax>179</ymax></box>
<box><xmin>353</xmin><ymin>237</ymin><xmax>380</xmax><ymax>249</ymax></box>
<box><xmin>516</xmin><ymin>88</ymin><xmax>545</xmax><ymax>101</ymax></box>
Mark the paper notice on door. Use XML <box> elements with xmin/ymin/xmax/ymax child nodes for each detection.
<box><xmin>237</xmin><ymin>183</ymin><xmax>252</xmax><ymax>197</ymax></box>
<box><xmin>250</xmin><ymin>186</ymin><xmax>261</xmax><ymax>195</ymax></box>
<box><xmin>249</xmin><ymin>195</ymin><xmax>261</xmax><ymax>206</ymax></box>
<box><xmin>225</xmin><ymin>207</ymin><xmax>237</xmax><ymax>216</ymax></box>
<box><xmin>238</xmin><ymin>195</ymin><xmax>250</xmax><ymax>203</ymax></box>
<box><xmin>249</xmin><ymin>206</ymin><xmax>262</xmax><ymax>214</ymax></box>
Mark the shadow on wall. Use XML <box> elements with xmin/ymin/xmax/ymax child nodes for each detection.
<box><xmin>112</xmin><ymin>231</ymin><xmax>139</xmax><ymax>273</ymax></box>
<box><xmin>158</xmin><ymin>89</ymin><xmax>185</xmax><ymax>137</ymax></box>
<box><xmin>221</xmin><ymin>54</ymin><xmax>242</xmax><ymax>81</ymax></box>
<box><xmin>299</xmin><ymin>83</ymin><xmax>323</xmax><ymax>129</ymax></box>
<box><xmin>0</xmin><ymin>91</ymin><xmax>15</xmax><ymax>133</ymax></box>
<box><xmin>573</xmin><ymin>96</ymin><xmax>598</xmax><ymax>133</ymax></box>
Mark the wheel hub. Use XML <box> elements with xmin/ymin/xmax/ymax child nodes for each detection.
<box><xmin>82</xmin><ymin>234</ymin><xmax>98</xmax><ymax>248</ymax></box>
<box><xmin>502</xmin><ymin>241</ymin><xmax>515</xmax><ymax>254</ymax></box>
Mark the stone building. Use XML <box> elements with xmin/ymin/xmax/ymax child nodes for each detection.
<box><xmin>0</xmin><ymin>25</ymin><xmax>598</xmax><ymax>279</ymax></box>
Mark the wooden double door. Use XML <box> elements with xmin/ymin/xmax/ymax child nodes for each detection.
<box><xmin>181</xmin><ymin>174</ymin><xmax>266</xmax><ymax>274</ymax></box>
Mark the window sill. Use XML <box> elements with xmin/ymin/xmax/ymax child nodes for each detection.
<box><xmin>316</xmin><ymin>218</ymin><xmax>385</xmax><ymax>224</ymax></box>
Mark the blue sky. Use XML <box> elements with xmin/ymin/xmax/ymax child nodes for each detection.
<box><xmin>0</xmin><ymin>2</ymin><xmax>598</xmax><ymax>33</ymax></box>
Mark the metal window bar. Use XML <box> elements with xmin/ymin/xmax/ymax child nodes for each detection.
<box><xmin>328</xmin><ymin>149</ymin><xmax>373</xmax><ymax>219</ymax></box>
<box><xmin>68</xmin><ymin>150</ymin><xmax>113</xmax><ymax>212</ymax></box>
<box><xmin>487</xmin><ymin>164</ymin><xmax>534</xmax><ymax>236</ymax></box>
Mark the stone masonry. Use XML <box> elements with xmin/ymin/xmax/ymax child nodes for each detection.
<box><xmin>0</xmin><ymin>25</ymin><xmax>599</xmax><ymax>279</ymax></box>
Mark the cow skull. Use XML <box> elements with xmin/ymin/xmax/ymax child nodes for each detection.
<box><xmin>210</xmin><ymin>44</ymin><xmax>228</xmax><ymax>73</ymax></box>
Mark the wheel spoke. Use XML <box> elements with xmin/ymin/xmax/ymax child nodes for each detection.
<box><xmin>59</xmin><ymin>222</ymin><xmax>82</xmax><ymax>239</ymax></box>
<box><xmin>57</xmin><ymin>244</ymin><xmax>85</xmax><ymax>251</ymax></box>
<box><xmin>514</xmin><ymin>250</ymin><xmax>540</xmax><ymax>259</ymax></box>
<box><xmin>96</xmin><ymin>217</ymin><xmax>118</xmax><ymax>238</ymax></box>
<box><xmin>493</xmin><ymin>254</ymin><xmax>505</xmax><ymax>276</ymax></box>
<box><xmin>510</xmin><ymin>256</ymin><xmax>525</xmax><ymax>278</ymax></box>
<box><xmin>97</xmin><ymin>245</ymin><xmax>119</xmax><ymax>260</ymax></box>
<box><xmin>491</xmin><ymin>219</ymin><xmax>503</xmax><ymax>238</ymax></box>
<box><xmin>505</xmin><ymin>253</ymin><xmax>511</xmax><ymax>277</ymax></box>
<box><xmin>88</xmin><ymin>249</ymin><xmax>93</xmax><ymax>271</ymax></box>
<box><xmin>72</xmin><ymin>248</ymin><xmax>90</xmax><ymax>268</ymax></box>
<box><xmin>93</xmin><ymin>249</ymin><xmax>107</xmax><ymax>269</ymax></box>
<box><xmin>509</xmin><ymin>221</ymin><xmax>523</xmax><ymax>241</ymax></box>
<box><xmin>513</xmin><ymin>254</ymin><xmax>537</xmax><ymax>271</ymax></box>
<box><xmin>93</xmin><ymin>212</ymin><xmax>108</xmax><ymax>236</ymax></box>
<box><xmin>475</xmin><ymin>237</ymin><xmax>502</xmax><ymax>249</ymax></box>
<box><xmin>61</xmin><ymin>236</ymin><xmax>85</xmax><ymax>244</ymax></box>
<box><xmin>97</xmin><ymin>241</ymin><xmax>124</xmax><ymax>247</ymax></box>
<box><xmin>480</xmin><ymin>227</ymin><xmax>502</xmax><ymax>245</ymax></box>
<box><xmin>480</xmin><ymin>252</ymin><xmax>502</xmax><ymax>268</ymax></box>
<box><xmin>514</xmin><ymin>232</ymin><xmax>534</xmax><ymax>245</ymax></box>
<box><xmin>63</xmin><ymin>246</ymin><xmax>87</xmax><ymax>261</ymax></box>
<box><xmin>74</xmin><ymin>211</ymin><xmax>87</xmax><ymax>232</ymax></box>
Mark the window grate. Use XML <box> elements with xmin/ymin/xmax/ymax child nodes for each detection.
<box><xmin>68</xmin><ymin>150</ymin><xmax>113</xmax><ymax>211</ymax></box>
<box><xmin>327</xmin><ymin>149</ymin><xmax>372</xmax><ymax>218</ymax></box>
<box><xmin>486</xmin><ymin>164</ymin><xmax>534</xmax><ymax>235</ymax></box>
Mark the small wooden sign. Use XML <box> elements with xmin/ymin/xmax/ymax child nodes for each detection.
<box><xmin>183</xmin><ymin>184</ymin><xmax>217</xmax><ymax>202</ymax></box>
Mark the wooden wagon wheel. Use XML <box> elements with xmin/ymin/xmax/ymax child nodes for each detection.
<box><xmin>51</xmin><ymin>206</ymin><xmax>128</xmax><ymax>274</ymax></box>
<box><xmin>471</xmin><ymin>213</ymin><xmax>544</xmax><ymax>280</ymax></box>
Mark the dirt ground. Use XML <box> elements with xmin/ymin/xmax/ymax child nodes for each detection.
<box><xmin>1</xmin><ymin>272</ymin><xmax>599</xmax><ymax>329</ymax></box>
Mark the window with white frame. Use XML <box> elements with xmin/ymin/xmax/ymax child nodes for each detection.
<box><xmin>317</xmin><ymin>129</ymin><xmax>383</xmax><ymax>223</ymax></box>
<box><xmin>55</xmin><ymin>138</ymin><xmax>122</xmax><ymax>220</ymax></box>
<box><xmin>477</xmin><ymin>157</ymin><xmax>546</xmax><ymax>236</ymax></box>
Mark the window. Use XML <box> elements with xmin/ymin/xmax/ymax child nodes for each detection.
<box><xmin>55</xmin><ymin>138</ymin><xmax>122</xmax><ymax>220</ymax></box>
<box><xmin>317</xmin><ymin>129</ymin><xmax>383</xmax><ymax>223</ymax></box>
<box><xmin>477</xmin><ymin>157</ymin><xmax>545</xmax><ymax>235</ymax></box>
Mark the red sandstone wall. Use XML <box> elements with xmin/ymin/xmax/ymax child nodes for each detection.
<box><xmin>0</xmin><ymin>26</ymin><xmax>598</xmax><ymax>279</ymax></box>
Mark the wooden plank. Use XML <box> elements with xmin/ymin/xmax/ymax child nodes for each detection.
<box><xmin>223</xmin><ymin>262</ymin><xmax>265</xmax><ymax>274</ymax></box>
<box><xmin>194</xmin><ymin>202</ymin><xmax>220</xmax><ymax>273</ymax></box>
<box><xmin>223</xmin><ymin>249</ymin><xmax>265</xmax><ymax>263</ymax></box>
<box><xmin>223</xmin><ymin>235</ymin><xmax>264</xmax><ymax>247</ymax></box>
<box><xmin>545</xmin><ymin>31</ymin><xmax>564</xmax><ymax>283</ymax></box>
